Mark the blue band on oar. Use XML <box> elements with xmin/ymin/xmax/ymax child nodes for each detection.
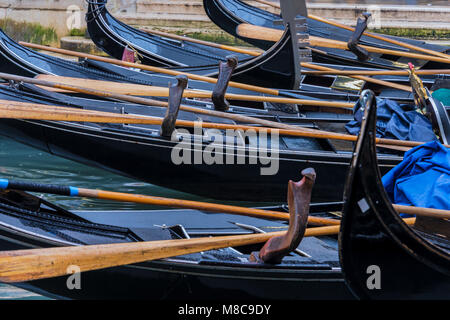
<box><xmin>0</xmin><ymin>179</ymin><xmax>9</xmax><ymax>189</ymax></box>
<box><xmin>69</xmin><ymin>187</ymin><xmax>79</xmax><ymax>197</ymax></box>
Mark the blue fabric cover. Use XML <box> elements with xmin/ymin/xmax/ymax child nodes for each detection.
<box><xmin>382</xmin><ymin>141</ymin><xmax>450</xmax><ymax>210</ymax></box>
<box><xmin>346</xmin><ymin>99</ymin><xmax>437</xmax><ymax>142</ymax></box>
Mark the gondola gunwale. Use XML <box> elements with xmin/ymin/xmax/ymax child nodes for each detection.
<box><xmin>0</xmin><ymin>190</ymin><xmax>351</xmax><ymax>300</ymax></box>
<box><xmin>205</xmin><ymin>0</ymin><xmax>450</xmax><ymax>70</ymax></box>
<box><xmin>11</xmin><ymin>118</ymin><xmax>404</xmax><ymax>165</ymax></box>
<box><xmin>86</xmin><ymin>0</ymin><xmax>252</xmax><ymax>67</ymax></box>
<box><xmin>0</xmin><ymin>113</ymin><xmax>401</xmax><ymax>203</ymax></box>
<box><xmin>86</xmin><ymin>0</ymin><xmax>301</xmax><ymax>89</ymax></box>
<box><xmin>0</xmin><ymin>82</ymin><xmax>402</xmax><ymax>203</ymax></box>
<box><xmin>339</xmin><ymin>90</ymin><xmax>450</xmax><ymax>299</ymax></box>
<box><xmin>0</xmin><ymin>24</ymin><xmax>424</xmax><ymax>103</ymax></box>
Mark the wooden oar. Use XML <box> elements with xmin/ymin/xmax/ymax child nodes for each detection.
<box><xmin>34</xmin><ymin>74</ymin><xmax>354</xmax><ymax>110</ymax></box>
<box><xmin>250</xmin><ymin>0</ymin><xmax>450</xmax><ymax>61</ymax></box>
<box><xmin>0</xmin><ymin>178</ymin><xmax>443</xmax><ymax>220</ymax></box>
<box><xmin>236</xmin><ymin>25</ymin><xmax>413</xmax><ymax>92</ymax></box>
<box><xmin>0</xmin><ymin>224</ymin><xmax>345</xmax><ymax>283</ymax></box>
<box><xmin>394</xmin><ymin>205</ymin><xmax>450</xmax><ymax>219</ymax></box>
<box><xmin>140</xmin><ymin>27</ymin><xmax>450</xmax><ymax>78</ymax></box>
<box><xmin>237</xmin><ymin>23</ymin><xmax>450</xmax><ymax>66</ymax></box>
<box><xmin>141</xmin><ymin>28</ymin><xmax>450</xmax><ymax>76</ymax></box>
<box><xmin>0</xmin><ymin>217</ymin><xmax>418</xmax><ymax>283</ymax></box>
<box><xmin>1</xmin><ymin>100</ymin><xmax>448</xmax><ymax>150</ymax></box>
<box><xmin>21</xmin><ymin>42</ymin><xmax>413</xmax><ymax>93</ymax></box>
<box><xmin>302</xmin><ymin>69</ymin><xmax>450</xmax><ymax>77</ymax></box>
<box><xmin>1</xmin><ymin>73</ymin><xmax>405</xmax><ymax>152</ymax></box>
<box><xmin>302</xmin><ymin>60</ymin><xmax>412</xmax><ymax>92</ymax></box>
<box><xmin>0</xmin><ymin>73</ymin><xmax>350</xmax><ymax>137</ymax></box>
<box><xmin>139</xmin><ymin>27</ymin><xmax>261</xmax><ymax>57</ymax></box>
<box><xmin>20</xmin><ymin>41</ymin><xmax>278</xmax><ymax>96</ymax></box>
<box><xmin>0</xmin><ymin>178</ymin><xmax>338</xmax><ymax>226</ymax></box>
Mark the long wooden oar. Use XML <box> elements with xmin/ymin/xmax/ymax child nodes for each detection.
<box><xmin>395</xmin><ymin>205</ymin><xmax>450</xmax><ymax>219</ymax></box>
<box><xmin>250</xmin><ymin>0</ymin><xmax>450</xmax><ymax>61</ymax></box>
<box><xmin>302</xmin><ymin>60</ymin><xmax>412</xmax><ymax>92</ymax></box>
<box><xmin>302</xmin><ymin>69</ymin><xmax>450</xmax><ymax>77</ymax></box>
<box><xmin>20</xmin><ymin>41</ymin><xmax>277</xmax><ymax>96</ymax></box>
<box><xmin>235</xmin><ymin>25</ymin><xmax>413</xmax><ymax>92</ymax></box>
<box><xmin>0</xmin><ymin>217</ymin><xmax>418</xmax><ymax>283</ymax></box>
<box><xmin>33</xmin><ymin>74</ymin><xmax>354</xmax><ymax>110</ymax></box>
<box><xmin>0</xmin><ymin>178</ymin><xmax>338</xmax><ymax>226</ymax></box>
<box><xmin>0</xmin><ymin>73</ymin><xmax>407</xmax><ymax>153</ymax></box>
<box><xmin>139</xmin><ymin>28</ymin><xmax>450</xmax><ymax>78</ymax></box>
<box><xmin>0</xmin><ymin>73</ymin><xmax>350</xmax><ymax>137</ymax></box>
<box><xmin>21</xmin><ymin>42</ymin><xmax>413</xmax><ymax>93</ymax></box>
<box><xmin>0</xmin><ymin>224</ymin><xmax>345</xmax><ymax>283</ymax></box>
<box><xmin>0</xmin><ymin>178</ymin><xmax>445</xmax><ymax>220</ymax></box>
<box><xmin>237</xmin><ymin>23</ymin><xmax>450</xmax><ymax>66</ymax></box>
<box><xmin>1</xmin><ymin>100</ymin><xmax>448</xmax><ymax>150</ymax></box>
<box><xmin>139</xmin><ymin>27</ymin><xmax>261</xmax><ymax>57</ymax></box>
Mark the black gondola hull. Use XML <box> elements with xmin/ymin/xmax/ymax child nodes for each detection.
<box><xmin>339</xmin><ymin>91</ymin><xmax>450</xmax><ymax>299</ymax></box>
<box><xmin>205</xmin><ymin>0</ymin><xmax>450</xmax><ymax>70</ymax></box>
<box><xmin>0</xmin><ymin>118</ymin><xmax>400</xmax><ymax>203</ymax></box>
<box><xmin>0</xmin><ymin>191</ymin><xmax>351</xmax><ymax>300</ymax></box>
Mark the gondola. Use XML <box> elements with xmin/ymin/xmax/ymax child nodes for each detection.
<box><xmin>3</xmin><ymin>22</ymin><xmax>435</xmax><ymax>115</ymax></box>
<box><xmin>339</xmin><ymin>90</ymin><xmax>450</xmax><ymax>299</ymax></box>
<box><xmin>86</xmin><ymin>0</ymin><xmax>304</xmax><ymax>89</ymax></box>
<box><xmin>84</xmin><ymin>0</ymin><xmax>448</xmax><ymax>98</ymax></box>
<box><xmin>0</xmin><ymin>24</ymin><xmax>372</xmax><ymax>105</ymax></box>
<box><xmin>0</xmin><ymin>82</ymin><xmax>359</xmax><ymax>203</ymax></box>
<box><xmin>0</xmin><ymin>81</ymin><xmax>441</xmax><ymax>203</ymax></box>
<box><xmin>0</xmin><ymin>27</ymin><xmax>254</xmax><ymax>95</ymax></box>
<box><xmin>0</xmin><ymin>32</ymin><xmax>448</xmax><ymax>203</ymax></box>
<box><xmin>85</xmin><ymin>0</ymin><xmax>251</xmax><ymax>67</ymax></box>
<box><xmin>0</xmin><ymin>76</ymin><xmax>448</xmax><ymax>203</ymax></box>
<box><xmin>1</xmin><ymin>96</ymin><xmax>447</xmax><ymax>300</ymax></box>
<box><xmin>0</xmin><ymin>183</ymin><xmax>352</xmax><ymax>300</ymax></box>
<box><xmin>204</xmin><ymin>0</ymin><xmax>450</xmax><ymax>70</ymax></box>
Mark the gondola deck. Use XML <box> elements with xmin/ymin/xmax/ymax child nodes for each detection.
<box><xmin>339</xmin><ymin>90</ymin><xmax>450</xmax><ymax>299</ymax></box>
<box><xmin>0</xmin><ymin>189</ymin><xmax>351</xmax><ymax>300</ymax></box>
<box><xmin>84</xmin><ymin>0</ymin><xmax>448</xmax><ymax>97</ymax></box>
<box><xmin>0</xmin><ymin>83</ymin><xmax>405</xmax><ymax>203</ymax></box>
<box><xmin>206</xmin><ymin>0</ymin><xmax>450</xmax><ymax>70</ymax></box>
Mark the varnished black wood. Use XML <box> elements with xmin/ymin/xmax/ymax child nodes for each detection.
<box><xmin>340</xmin><ymin>89</ymin><xmax>450</xmax><ymax>300</ymax></box>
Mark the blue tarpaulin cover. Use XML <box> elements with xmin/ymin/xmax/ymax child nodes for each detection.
<box><xmin>346</xmin><ymin>99</ymin><xmax>437</xmax><ymax>142</ymax></box>
<box><xmin>382</xmin><ymin>141</ymin><xmax>450</xmax><ymax>210</ymax></box>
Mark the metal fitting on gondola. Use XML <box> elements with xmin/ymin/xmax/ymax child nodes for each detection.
<box><xmin>160</xmin><ymin>75</ymin><xmax>188</xmax><ymax>138</ymax></box>
<box><xmin>348</xmin><ymin>12</ymin><xmax>371</xmax><ymax>62</ymax></box>
<box><xmin>250</xmin><ymin>168</ymin><xmax>316</xmax><ymax>264</ymax></box>
<box><xmin>212</xmin><ymin>55</ymin><xmax>238</xmax><ymax>111</ymax></box>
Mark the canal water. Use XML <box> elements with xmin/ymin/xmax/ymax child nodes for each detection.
<box><xmin>0</xmin><ymin>136</ymin><xmax>216</xmax><ymax>300</ymax></box>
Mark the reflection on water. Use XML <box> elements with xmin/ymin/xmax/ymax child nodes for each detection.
<box><xmin>0</xmin><ymin>135</ymin><xmax>270</xmax><ymax>299</ymax></box>
<box><xmin>0</xmin><ymin>136</ymin><xmax>211</xmax><ymax>211</ymax></box>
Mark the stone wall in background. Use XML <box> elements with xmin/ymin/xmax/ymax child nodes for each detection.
<box><xmin>0</xmin><ymin>0</ymin><xmax>137</xmax><ymax>36</ymax></box>
<box><xmin>0</xmin><ymin>0</ymin><xmax>448</xmax><ymax>38</ymax></box>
